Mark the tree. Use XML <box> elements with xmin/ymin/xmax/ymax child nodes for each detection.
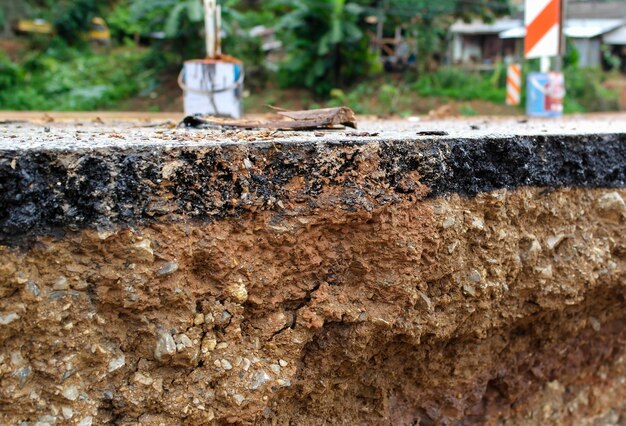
<box><xmin>276</xmin><ymin>0</ymin><xmax>378</xmax><ymax>96</ymax></box>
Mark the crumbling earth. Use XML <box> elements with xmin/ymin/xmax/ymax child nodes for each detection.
<box><xmin>0</xmin><ymin>119</ymin><xmax>625</xmax><ymax>425</ymax></box>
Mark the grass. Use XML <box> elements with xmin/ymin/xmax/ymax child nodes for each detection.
<box><xmin>0</xmin><ymin>42</ymin><xmax>157</xmax><ymax>111</ymax></box>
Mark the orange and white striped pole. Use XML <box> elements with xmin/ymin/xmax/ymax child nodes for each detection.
<box><xmin>506</xmin><ymin>64</ymin><xmax>522</xmax><ymax>105</ymax></box>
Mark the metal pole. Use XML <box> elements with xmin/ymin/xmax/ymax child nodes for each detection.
<box><xmin>204</xmin><ymin>0</ymin><xmax>216</xmax><ymax>58</ymax></box>
<box><xmin>555</xmin><ymin>0</ymin><xmax>567</xmax><ymax>71</ymax></box>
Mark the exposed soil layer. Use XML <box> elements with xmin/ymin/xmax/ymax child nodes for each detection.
<box><xmin>1</xmin><ymin>187</ymin><xmax>625</xmax><ymax>425</ymax></box>
<box><xmin>1</xmin><ymin>132</ymin><xmax>625</xmax><ymax>244</ymax></box>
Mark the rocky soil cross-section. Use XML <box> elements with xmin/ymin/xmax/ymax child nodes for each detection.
<box><xmin>0</xmin><ymin>117</ymin><xmax>625</xmax><ymax>425</ymax></box>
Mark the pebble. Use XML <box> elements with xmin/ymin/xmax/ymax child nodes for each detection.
<box><xmin>62</xmin><ymin>384</ymin><xmax>79</xmax><ymax>401</ymax></box>
<box><xmin>249</xmin><ymin>370</ymin><xmax>271</xmax><ymax>390</ymax></box>
<box><xmin>133</xmin><ymin>239</ymin><xmax>154</xmax><ymax>262</ymax></box>
<box><xmin>157</xmin><ymin>261</ymin><xmax>178</xmax><ymax>277</ymax></box>
<box><xmin>417</xmin><ymin>291</ymin><xmax>433</xmax><ymax>312</ymax></box>
<box><xmin>463</xmin><ymin>284</ymin><xmax>477</xmax><ymax>297</ymax></box>
<box><xmin>216</xmin><ymin>342</ymin><xmax>228</xmax><ymax>350</ymax></box>
<box><xmin>0</xmin><ymin>312</ymin><xmax>19</xmax><ymax>325</ymax></box>
<box><xmin>242</xmin><ymin>357</ymin><xmax>252</xmax><ymax>371</ymax></box>
<box><xmin>589</xmin><ymin>316</ymin><xmax>601</xmax><ymax>332</ymax></box>
<box><xmin>276</xmin><ymin>378</ymin><xmax>291</xmax><ymax>387</ymax></box>
<box><xmin>78</xmin><ymin>416</ymin><xmax>93</xmax><ymax>426</ymax></box>
<box><xmin>107</xmin><ymin>355</ymin><xmax>126</xmax><ymax>372</ymax></box>
<box><xmin>447</xmin><ymin>241</ymin><xmax>459</xmax><ymax>254</ymax></box>
<box><xmin>53</xmin><ymin>276</ymin><xmax>69</xmax><ymax>290</ymax></box>
<box><xmin>278</xmin><ymin>359</ymin><xmax>288</xmax><ymax>367</ymax></box>
<box><xmin>154</xmin><ymin>331</ymin><xmax>176</xmax><ymax>361</ymax></box>
<box><xmin>468</xmin><ymin>270</ymin><xmax>482</xmax><ymax>283</ymax></box>
<box><xmin>201</xmin><ymin>333</ymin><xmax>217</xmax><ymax>353</ymax></box>
<box><xmin>133</xmin><ymin>372</ymin><xmax>154</xmax><ymax>385</ymax></box>
<box><xmin>597</xmin><ymin>192</ymin><xmax>626</xmax><ymax>214</ymax></box>
<box><xmin>204</xmin><ymin>313</ymin><xmax>215</xmax><ymax>325</ymax></box>
<box><xmin>62</xmin><ymin>406</ymin><xmax>74</xmax><ymax>419</ymax></box>
<box><xmin>34</xmin><ymin>416</ymin><xmax>56</xmax><ymax>426</ymax></box>
<box><xmin>193</xmin><ymin>313</ymin><xmax>205</xmax><ymax>326</ymax></box>
<box><xmin>226</xmin><ymin>281</ymin><xmax>248</xmax><ymax>304</ymax></box>
<box><xmin>26</xmin><ymin>280</ymin><xmax>41</xmax><ymax>297</ymax></box>
<box><xmin>546</xmin><ymin>234</ymin><xmax>566</xmax><ymax>250</ymax></box>
<box><xmin>233</xmin><ymin>394</ymin><xmax>245</xmax><ymax>406</ymax></box>
<box><xmin>470</xmin><ymin>217</ymin><xmax>484</xmax><ymax>230</ymax></box>
<box><xmin>14</xmin><ymin>366</ymin><xmax>31</xmax><ymax>388</ymax></box>
<box><xmin>221</xmin><ymin>359</ymin><xmax>233</xmax><ymax>370</ymax></box>
<box><xmin>179</xmin><ymin>334</ymin><xmax>193</xmax><ymax>348</ymax></box>
<box><xmin>535</xmin><ymin>264</ymin><xmax>553</xmax><ymax>279</ymax></box>
<box><xmin>522</xmin><ymin>236</ymin><xmax>542</xmax><ymax>261</ymax></box>
<box><xmin>220</xmin><ymin>311</ymin><xmax>232</xmax><ymax>323</ymax></box>
<box><xmin>442</xmin><ymin>217</ymin><xmax>456</xmax><ymax>229</ymax></box>
<box><xmin>270</xmin><ymin>364</ymin><xmax>281</xmax><ymax>374</ymax></box>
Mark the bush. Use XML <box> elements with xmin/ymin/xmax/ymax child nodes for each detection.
<box><xmin>413</xmin><ymin>67</ymin><xmax>504</xmax><ymax>103</ymax></box>
<box><xmin>563</xmin><ymin>67</ymin><xmax>619</xmax><ymax>113</ymax></box>
<box><xmin>276</xmin><ymin>0</ymin><xmax>379</xmax><ymax>96</ymax></box>
<box><xmin>0</xmin><ymin>44</ymin><xmax>156</xmax><ymax>110</ymax></box>
<box><xmin>0</xmin><ymin>52</ymin><xmax>24</xmax><ymax>91</ymax></box>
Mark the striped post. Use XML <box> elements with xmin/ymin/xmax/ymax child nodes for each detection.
<box><xmin>506</xmin><ymin>64</ymin><xmax>522</xmax><ymax>106</ymax></box>
<box><xmin>525</xmin><ymin>0</ymin><xmax>561</xmax><ymax>59</ymax></box>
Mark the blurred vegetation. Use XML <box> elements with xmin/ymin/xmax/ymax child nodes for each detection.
<box><xmin>413</xmin><ymin>66</ymin><xmax>505</xmax><ymax>104</ymax></box>
<box><xmin>0</xmin><ymin>0</ymin><xmax>622</xmax><ymax>113</ymax></box>
<box><xmin>0</xmin><ymin>43</ymin><xmax>155</xmax><ymax>110</ymax></box>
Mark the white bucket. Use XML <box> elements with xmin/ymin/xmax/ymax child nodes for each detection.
<box><xmin>179</xmin><ymin>58</ymin><xmax>244</xmax><ymax>118</ymax></box>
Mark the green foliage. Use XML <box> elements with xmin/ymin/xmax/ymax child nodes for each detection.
<box><xmin>327</xmin><ymin>82</ymin><xmax>379</xmax><ymax>113</ymax></box>
<box><xmin>276</xmin><ymin>0</ymin><xmax>378</xmax><ymax>96</ymax></box>
<box><xmin>163</xmin><ymin>0</ymin><xmax>204</xmax><ymax>37</ymax></box>
<box><xmin>107</xmin><ymin>1</ymin><xmax>143</xmax><ymax>41</ymax></box>
<box><xmin>413</xmin><ymin>67</ymin><xmax>504</xmax><ymax>103</ymax></box>
<box><xmin>379</xmin><ymin>83</ymin><xmax>399</xmax><ymax>113</ymax></box>
<box><xmin>387</xmin><ymin>0</ymin><xmax>512</xmax><ymax>22</ymax></box>
<box><xmin>459</xmin><ymin>103</ymin><xmax>477</xmax><ymax>116</ymax></box>
<box><xmin>0</xmin><ymin>44</ymin><xmax>155</xmax><ymax>110</ymax></box>
<box><xmin>0</xmin><ymin>52</ymin><xmax>24</xmax><ymax>90</ymax></box>
<box><xmin>563</xmin><ymin>67</ymin><xmax>619</xmax><ymax>113</ymax></box>
<box><xmin>563</xmin><ymin>39</ymin><xmax>580</xmax><ymax>69</ymax></box>
<box><xmin>53</xmin><ymin>0</ymin><xmax>103</xmax><ymax>42</ymax></box>
<box><xmin>601</xmin><ymin>45</ymin><xmax>621</xmax><ymax>71</ymax></box>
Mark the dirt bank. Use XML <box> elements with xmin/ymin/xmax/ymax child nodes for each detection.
<box><xmin>1</xmin><ymin>186</ymin><xmax>624</xmax><ymax>425</ymax></box>
<box><xmin>0</xmin><ymin>122</ymin><xmax>625</xmax><ymax>424</ymax></box>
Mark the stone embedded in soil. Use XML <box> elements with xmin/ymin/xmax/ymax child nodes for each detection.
<box><xmin>154</xmin><ymin>331</ymin><xmax>176</xmax><ymax>361</ymax></box>
<box><xmin>156</xmin><ymin>261</ymin><xmax>178</xmax><ymax>277</ymax></box>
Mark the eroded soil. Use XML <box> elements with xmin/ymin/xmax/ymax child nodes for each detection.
<box><xmin>0</xmin><ymin>187</ymin><xmax>625</xmax><ymax>425</ymax></box>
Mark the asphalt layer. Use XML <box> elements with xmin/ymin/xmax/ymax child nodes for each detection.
<box><xmin>1</xmin><ymin>115</ymin><xmax>625</xmax><ymax>243</ymax></box>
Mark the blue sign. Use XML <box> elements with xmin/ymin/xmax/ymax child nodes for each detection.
<box><xmin>527</xmin><ymin>72</ymin><xmax>564</xmax><ymax>117</ymax></box>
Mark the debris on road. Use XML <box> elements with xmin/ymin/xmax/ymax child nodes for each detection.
<box><xmin>180</xmin><ymin>106</ymin><xmax>357</xmax><ymax>130</ymax></box>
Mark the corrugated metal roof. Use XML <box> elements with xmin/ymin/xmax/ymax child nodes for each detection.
<box><xmin>498</xmin><ymin>19</ymin><xmax>624</xmax><ymax>39</ymax></box>
<box><xmin>450</xmin><ymin>19</ymin><xmax>521</xmax><ymax>34</ymax></box>
<box><xmin>604</xmin><ymin>25</ymin><xmax>626</xmax><ymax>44</ymax></box>
<box><xmin>565</xmin><ymin>19</ymin><xmax>624</xmax><ymax>38</ymax></box>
